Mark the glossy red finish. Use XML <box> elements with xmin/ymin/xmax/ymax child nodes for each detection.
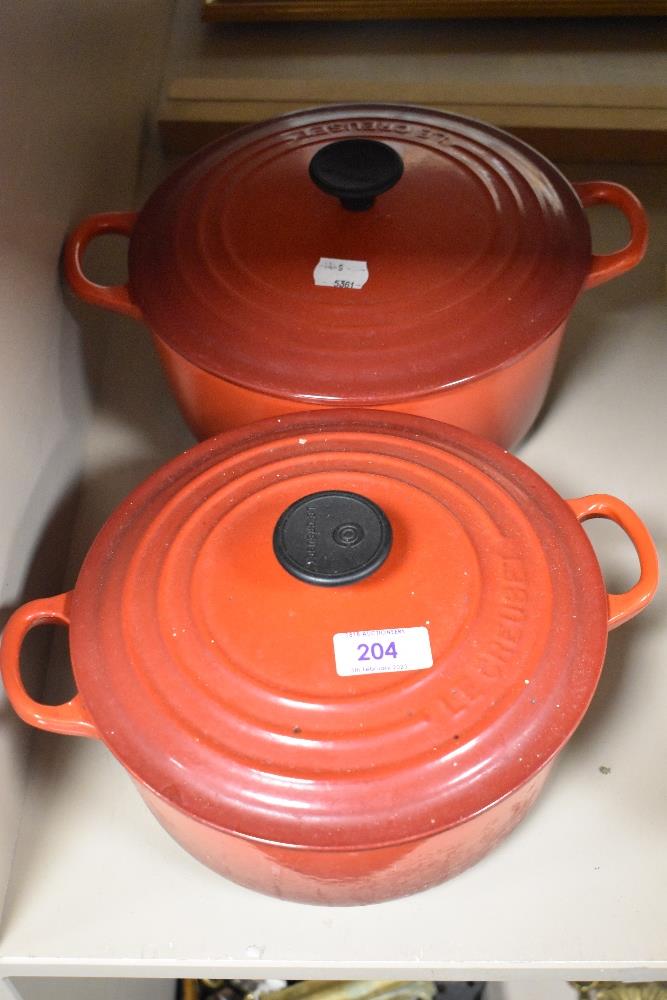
<box><xmin>152</xmin><ymin>324</ymin><xmax>565</xmax><ymax>444</ymax></box>
<box><xmin>140</xmin><ymin>766</ymin><xmax>551</xmax><ymax>905</ymax></box>
<box><xmin>65</xmin><ymin>211</ymin><xmax>141</xmax><ymax>320</ymax></box>
<box><xmin>0</xmin><ymin>593</ymin><xmax>98</xmax><ymax>739</ymax></box>
<box><xmin>0</xmin><ymin>412</ymin><xmax>659</xmax><ymax>903</ymax></box>
<box><xmin>64</xmin><ymin>105</ymin><xmax>648</xmax><ymax>444</ymax></box>
<box><xmin>127</xmin><ymin>106</ymin><xmax>593</xmax><ymax>402</ymax></box>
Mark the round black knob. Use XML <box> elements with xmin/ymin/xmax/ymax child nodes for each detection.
<box><xmin>273</xmin><ymin>491</ymin><xmax>393</xmax><ymax>586</ymax></box>
<box><xmin>309</xmin><ymin>139</ymin><xmax>404</xmax><ymax>211</ymax></box>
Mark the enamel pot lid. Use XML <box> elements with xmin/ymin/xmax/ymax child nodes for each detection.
<box><xmin>68</xmin><ymin>410</ymin><xmax>617</xmax><ymax>851</ymax></box>
<box><xmin>128</xmin><ymin>104</ymin><xmax>594</xmax><ymax>404</ymax></box>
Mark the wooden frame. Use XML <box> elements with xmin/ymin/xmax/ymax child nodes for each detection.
<box><xmin>202</xmin><ymin>1</ymin><xmax>665</xmax><ymax>23</ymax></box>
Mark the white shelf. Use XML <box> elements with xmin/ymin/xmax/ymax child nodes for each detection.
<box><xmin>0</xmin><ymin>163</ymin><xmax>665</xmax><ymax>980</ymax></box>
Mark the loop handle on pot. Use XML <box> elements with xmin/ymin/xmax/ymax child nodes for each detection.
<box><xmin>64</xmin><ymin>211</ymin><xmax>142</xmax><ymax>320</ymax></box>
<box><xmin>0</xmin><ymin>593</ymin><xmax>98</xmax><ymax>739</ymax></box>
<box><xmin>575</xmin><ymin>182</ymin><xmax>648</xmax><ymax>289</ymax></box>
<box><xmin>567</xmin><ymin>494</ymin><xmax>659</xmax><ymax>631</ymax></box>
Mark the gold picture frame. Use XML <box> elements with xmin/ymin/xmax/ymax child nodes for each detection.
<box><xmin>202</xmin><ymin>1</ymin><xmax>664</xmax><ymax>22</ymax></box>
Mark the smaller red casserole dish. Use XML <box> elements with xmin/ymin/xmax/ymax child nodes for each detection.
<box><xmin>64</xmin><ymin>105</ymin><xmax>648</xmax><ymax>446</ymax></box>
<box><xmin>0</xmin><ymin>411</ymin><xmax>658</xmax><ymax>904</ymax></box>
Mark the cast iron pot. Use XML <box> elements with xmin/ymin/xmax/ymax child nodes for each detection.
<box><xmin>1</xmin><ymin>411</ymin><xmax>658</xmax><ymax>905</ymax></box>
<box><xmin>64</xmin><ymin>105</ymin><xmax>647</xmax><ymax>446</ymax></box>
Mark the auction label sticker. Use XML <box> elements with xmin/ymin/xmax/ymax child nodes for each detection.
<box><xmin>333</xmin><ymin>627</ymin><xmax>433</xmax><ymax>677</ymax></box>
<box><xmin>313</xmin><ymin>257</ymin><xmax>369</xmax><ymax>290</ymax></box>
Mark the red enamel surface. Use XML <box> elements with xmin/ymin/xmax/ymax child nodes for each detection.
<box><xmin>64</xmin><ymin>107</ymin><xmax>647</xmax><ymax>446</ymax></box>
<box><xmin>69</xmin><ymin>411</ymin><xmax>608</xmax><ymax>851</ymax></box>
<box><xmin>139</xmin><ymin>764</ymin><xmax>551</xmax><ymax>905</ymax></box>
<box><xmin>151</xmin><ymin>324</ymin><xmax>565</xmax><ymax>446</ymax></box>
<box><xmin>128</xmin><ymin>106</ymin><xmax>591</xmax><ymax>403</ymax></box>
<box><xmin>1</xmin><ymin>411</ymin><xmax>658</xmax><ymax>903</ymax></box>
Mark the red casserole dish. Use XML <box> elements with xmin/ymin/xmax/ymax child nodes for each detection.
<box><xmin>0</xmin><ymin>411</ymin><xmax>658</xmax><ymax>904</ymax></box>
<box><xmin>64</xmin><ymin>105</ymin><xmax>647</xmax><ymax>446</ymax></box>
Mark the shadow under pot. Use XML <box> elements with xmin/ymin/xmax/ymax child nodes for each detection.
<box><xmin>64</xmin><ymin>104</ymin><xmax>647</xmax><ymax>447</ymax></box>
<box><xmin>1</xmin><ymin>411</ymin><xmax>658</xmax><ymax>905</ymax></box>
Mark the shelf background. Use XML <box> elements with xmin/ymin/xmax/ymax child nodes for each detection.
<box><xmin>0</xmin><ymin>0</ymin><xmax>177</xmax><ymax>950</ymax></box>
<box><xmin>159</xmin><ymin>9</ymin><xmax>667</xmax><ymax>157</ymax></box>
<box><xmin>0</xmin><ymin>162</ymin><xmax>664</xmax><ymax>981</ymax></box>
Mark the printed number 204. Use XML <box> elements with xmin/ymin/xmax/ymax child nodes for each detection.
<box><xmin>357</xmin><ymin>641</ymin><xmax>397</xmax><ymax>661</ymax></box>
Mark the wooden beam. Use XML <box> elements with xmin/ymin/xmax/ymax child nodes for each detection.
<box><xmin>159</xmin><ymin>76</ymin><xmax>667</xmax><ymax>160</ymax></box>
<box><xmin>168</xmin><ymin>77</ymin><xmax>667</xmax><ymax>111</ymax></box>
<box><xmin>202</xmin><ymin>1</ymin><xmax>665</xmax><ymax>22</ymax></box>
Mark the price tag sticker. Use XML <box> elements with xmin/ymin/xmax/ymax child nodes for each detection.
<box><xmin>333</xmin><ymin>627</ymin><xmax>433</xmax><ymax>677</ymax></box>
<box><xmin>313</xmin><ymin>257</ymin><xmax>369</xmax><ymax>290</ymax></box>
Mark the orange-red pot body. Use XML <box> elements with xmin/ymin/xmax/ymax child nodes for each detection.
<box><xmin>153</xmin><ymin>324</ymin><xmax>565</xmax><ymax>446</ymax></box>
<box><xmin>139</xmin><ymin>764</ymin><xmax>550</xmax><ymax>905</ymax></box>
<box><xmin>1</xmin><ymin>413</ymin><xmax>658</xmax><ymax>906</ymax></box>
<box><xmin>64</xmin><ymin>106</ymin><xmax>648</xmax><ymax>447</ymax></box>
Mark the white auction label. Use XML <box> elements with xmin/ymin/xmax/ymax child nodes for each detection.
<box><xmin>333</xmin><ymin>627</ymin><xmax>433</xmax><ymax>677</ymax></box>
<box><xmin>313</xmin><ymin>257</ymin><xmax>369</xmax><ymax>290</ymax></box>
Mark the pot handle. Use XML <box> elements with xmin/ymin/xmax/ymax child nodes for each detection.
<box><xmin>574</xmin><ymin>182</ymin><xmax>648</xmax><ymax>290</ymax></box>
<box><xmin>63</xmin><ymin>211</ymin><xmax>142</xmax><ymax>320</ymax></box>
<box><xmin>567</xmin><ymin>494</ymin><xmax>659</xmax><ymax>631</ymax></box>
<box><xmin>0</xmin><ymin>593</ymin><xmax>98</xmax><ymax>739</ymax></box>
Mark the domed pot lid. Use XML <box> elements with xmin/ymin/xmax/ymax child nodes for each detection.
<box><xmin>128</xmin><ymin>104</ymin><xmax>593</xmax><ymax>404</ymax></box>
<box><xmin>68</xmin><ymin>410</ymin><xmax>611</xmax><ymax>851</ymax></box>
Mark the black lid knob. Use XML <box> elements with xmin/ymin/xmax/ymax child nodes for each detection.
<box><xmin>309</xmin><ymin>139</ymin><xmax>404</xmax><ymax>211</ymax></box>
<box><xmin>273</xmin><ymin>491</ymin><xmax>393</xmax><ymax>587</ymax></box>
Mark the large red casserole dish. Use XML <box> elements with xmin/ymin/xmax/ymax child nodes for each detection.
<box><xmin>0</xmin><ymin>412</ymin><xmax>658</xmax><ymax>904</ymax></box>
<box><xmin>65</xmin><ymin>105</ymin><xmax>647</xmax><ymax>445</ymax></box>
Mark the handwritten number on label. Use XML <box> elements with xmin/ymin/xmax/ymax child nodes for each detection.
<box><xmin>314</xmin><ymin>258</ymin><xmax>369</xmax><ymax>290</ymax></box>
